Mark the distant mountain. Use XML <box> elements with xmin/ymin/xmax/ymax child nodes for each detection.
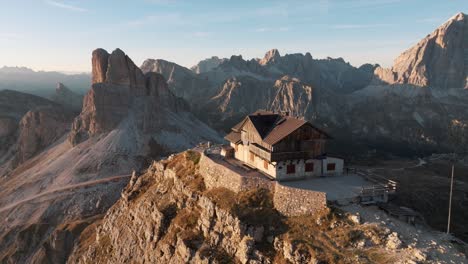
<box><xmin>190</xmin><ymin>56</ymin><xmax>227</xmax><ymax>73</ymax></box>
<box><xmin>0</xmin><ymin>66</ymin><xmax>90</xmax><ymax>98</ymax></box>
<box><xmin>141</xmin><ymin>59</ymin><xmax>211</xmax><ymax>102</ymax></box>
<box><xmin>50</xmin><ymin>82</ymin><xmax>83</xmax><ymax>111</ymax></box>
<box><xmin>0</xmin><ymin>66</ymin><xmax>35</xmax><ymax>74</ymax></box>
<box><xmin>375</xmin><ymin>12</ymin><xmax>468</xmax><ymax>89</ymax></box>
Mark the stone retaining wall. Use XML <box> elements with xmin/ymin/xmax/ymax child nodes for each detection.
<box><xmin>199</xmin><ymin>154</ymin><xmax>327</xmax><ymax>216</ymax></box>
<box><xmin>273</xmin><ymin>184</ymin><xmax>327</xmax><ymax>216</ymax></box>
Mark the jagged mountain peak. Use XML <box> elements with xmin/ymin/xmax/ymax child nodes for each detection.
<box><xmin>70</xmin><ymin>48</ymin><xmax>192</xmax><ymax>145</ymax></box>
<box><xmin>190</xmin><ymin>56</ymin><xmax>227</xmax><ymax>74</ymax></box>
<box><xmin>375</xmin><ymin>12</ymin><xmax>468</xmax><ymax>89</ymax></box>
<box><xmin>449</xmin><ymin>12</ymin><xmax>466</xmax><ymax>21</ymax></box>
<box><xmin>259</xmin><ymin>48</ymin><xmax>281</xmax><ymax>65</ymax></box>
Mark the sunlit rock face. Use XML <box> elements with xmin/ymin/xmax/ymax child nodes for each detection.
<box><xmin>69</xmin><ymin>48</ymin><xmax>195</xmax><ymax>146</ymax></box>
<box><xmin>375</xmin><ymin>12</ymin><xmax>468</xmax><ymax>89</ymax></box>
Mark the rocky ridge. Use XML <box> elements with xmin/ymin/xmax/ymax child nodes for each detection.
<box><xmin>191</xmin><ymin>56</ymin><xmax>227</xmax><ymax>74</ymax></box>
<box><xmin>68</xmin><ymin>151</ymin><xmax>465</xmax><ymax>263</ymax></box>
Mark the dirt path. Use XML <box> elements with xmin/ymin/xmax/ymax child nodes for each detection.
<box><xmin>0</xmin><ymin>174</ymin><xmax>131</xmax><ymax>214</ymax></box>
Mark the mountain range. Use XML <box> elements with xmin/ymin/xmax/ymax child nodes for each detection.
<box><xmin>143</xmin><ymin>12</ymin><xmax>468</xmax><ymax>157</ymax></box>
<box><xmin>0</xmin><ymin>66</ymin><xmax>90</xmax><ymax>98</ymax></box>
<box><xmin>0</xmin><ymin>11</ymin><xmax>467</xmax><ymax>264</ymax></box>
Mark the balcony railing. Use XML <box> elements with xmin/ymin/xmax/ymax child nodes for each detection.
<box><xmin>248</xmin><ymin>144</ymin><xmax>271</xmax><ymax>160</ymax></box>
<box><xmin>248</xmin><ymin>144</ymin><xmax>316</xmax><ymax>162</ymax></box>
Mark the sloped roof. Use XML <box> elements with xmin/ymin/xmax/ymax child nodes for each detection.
<box><xmin>263</xmin><ymin>117</ymin><xmax>307</xmax><ymax>145</ymax></box>
<box><xmin>227</xmin><ymin>110</ymin><xmax>330</xmax><ymax>146</ymax></box>
<box><xmin>225</xmin><ymin>131</ymin><xmax>241</xmax><ymax>144</ymax></box>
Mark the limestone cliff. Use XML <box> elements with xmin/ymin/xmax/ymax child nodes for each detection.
<box><xmin>13</xmin><ymin>106</ymin><xmax>74</xmax><ymax>166</ymax></box>
<box><xmin>0</xmin><ymin>90</ymin><xmax>68</xmax><ymax>170</ymax></box>
<box><xmin>375</xmin><ymin>12</ymin><xmax>468</xmax><ymax>89</ymax></box>
<box><xmin>69</xmin><ymin>48</ymin><xmax>193</xmax><ymax>145</ymax></box>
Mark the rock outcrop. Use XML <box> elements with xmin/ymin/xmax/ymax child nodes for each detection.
<box><xmin>0</xmin><ymin>90</ymin><xmax>61</xmax><ymax>166</ymax></box>
<box><xmin>375</xmin><ymin>12</ymin><xmax>468</xmax><ymax>89</ymax></box>
<box><xmin>13</xmin><ymin>106</ymin><xmax>74</xmax><ymax>166</ymax></box>
<box><xmin>190</xmin><ymin>56</ymin><xmax>227</xmax><ymax>74</ymax></box>
<box><xmin>51</xmin><ymin>82</ymin><xmax>83</xmax><ymax>111</ymax></box>
<box><xmin>69</xmin><ymin>49</ymin><xmax>193</xmax><ymax>145</ymax></box>
<box><xmin>259</xmin><ymin>48</ymin><xmax>281</xmax><ymax>65</ymax></box>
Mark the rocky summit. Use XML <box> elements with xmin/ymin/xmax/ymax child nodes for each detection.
<box><xmin>69</xmin><ymin>48</ymin><xmax>198</xmax><ymax>145</ymax></box>
<box><xmin>375</xmin><ymin>12</ymin><xmax>468</xmax><ymax>89</ymax></box>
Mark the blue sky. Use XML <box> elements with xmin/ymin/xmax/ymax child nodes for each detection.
<box><xmin>0</xmin><ymin>0</ymin><xmax>466</xmax><ymax>72</ymax></box>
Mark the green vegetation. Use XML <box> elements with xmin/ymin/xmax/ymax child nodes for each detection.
<box><xmin>185</xmin><ymin>150</ymin><xmax>201</xmax><ymax>165</ymax></box>
<box><xmin>165</xmin><ymin>151</ymin><xmax>205</xmax><ymax>193</ymax></box>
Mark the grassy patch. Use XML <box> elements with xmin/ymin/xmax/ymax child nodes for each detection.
<box><xmin>165</xmin><ymin>151</ymin><xmax>206</xmax><ymax>193</ymax></box>
<box><xmin>185</xmin><ymin>150</ymin><xmax>201</xmax><ymax>165</ymax></box>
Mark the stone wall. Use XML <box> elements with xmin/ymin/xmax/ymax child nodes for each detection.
<box><xmin>198</xmin><ymin>154</ymin><xmax>244</xmax><ymax>192</ymax></box>
<box><xmin>273</xmin><ymin>184</ymin><xmax>327</xmax><ymax>216</ymax></box>
<box><xmin>199</xmin><ymin>154</ymin><xmax>327</xmax><ymax>216</ymax></box>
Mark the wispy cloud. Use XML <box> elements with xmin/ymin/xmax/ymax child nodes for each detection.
<box><xmin>416</xmin><ymin>17</ymin><xmax>443</xmax><ymax>23</ymax></box>
<box><xmin>0</xmin><ymin>33</ymin><xmax>24</xmax><ymax>41</ymax></box>
<box><xmin>144</xmin><ymin>0</ymin><xmax>177</xmax><ymax>4</ymax></box>
<box><xmin>45</xmin><ymin>0</ymin><xmax>87</xmax><ymax>12</ymax></box>
<box><xmin>190</xmin><ymin>31</ymin><xmax>211</xmax><ymax>37</ymax></box>
<box><xmin>255</xmin><ymin>27</ymin><xmax>290</xmax><ymax>33</ymax></box>
<box><xmin>338</xmin><ymin>0</ymin><xmax>403</xmax><ymax>8</ymax></box>
<box><xmin>331</xmin><ymin>23</ymin><xmax>393</xmax><ymax>29</ymax></box>
<box><xmin>125</xmin><ymin>13</ymin><xmax>186</xmax><ymax>27</ymax></box>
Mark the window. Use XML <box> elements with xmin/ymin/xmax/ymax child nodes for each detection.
<box><xmin>264</xmin><ymin>160</ymin><xmax>269</xmax><ymax>170</ymax></box>
<box><xmin>250</xmin><ymin>152</ymin><xmax>254</xmax><ymax>162</ymax></box>
<box><xmin>305</xmin><ymin>162</ymin><xmax>314</xmax><ymax>172</ymax></box>
<box><xmin>287</xmin><ymin>164</ymin><xmax>295</xmax><ymax>174</ymax></box>
<box><xmin>234</xmin><ymin>144</ymin><xmax>238</xmax><ymax>152</ymax></box>
<box><xmin>327</xmin><ymin>163</ymin><xmax>336</xmax><ymax>171</ymax></box>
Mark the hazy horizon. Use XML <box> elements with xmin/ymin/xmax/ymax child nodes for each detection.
<box><xmin>1</xmin><ymin>0</ymin><xmax>466</xmax><ymax>72</ymax></box>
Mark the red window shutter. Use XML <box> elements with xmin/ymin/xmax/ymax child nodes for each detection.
<box><xmin>327</xmin><ymin>163</ymin><xmax>336</xmax><ymax>171</ymax></box>
<box><xmin>250</xmin><ymin>152</ymin><xmax>254</xmax><ymax>162</ymax></box>
<box><xmin>287</xmin><ymin>164</ymin><xmax>295</xmax><ymax>174</ymax></box>
<box><xmin>305</xmin><ymin>162</ymin><xmax>314</xmax><ymax>172</ymax></box>
<box><xmin>264</xmin><ymin>160</ymin><xmax>268</xmax><ymax>170</ymax></box>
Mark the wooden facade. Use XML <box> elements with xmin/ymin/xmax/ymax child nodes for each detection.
<box><xmin>224</xmin><ymin>111</ymin><xmax>342</xmax><ymax>181</ymax></box>
<box><xmin>241</xmin><ymin>120</ymin><xmax>327</xmax><ymax>162</ymax></box>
